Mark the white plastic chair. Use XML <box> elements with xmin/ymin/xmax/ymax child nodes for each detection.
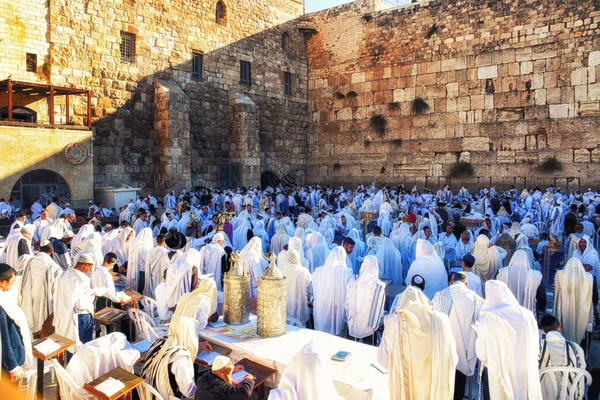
<box><xmin>137</xmin><ymin>382</ymin><xmax>166</xmax><ymax>400</ymax></box>
<box><xmin>535</xmin><ymin>222</ymin><xmax>548</xmax><ymax>234</ymax></box>
<box><xmin>51</xmin><ymin>359</ymin><xmax>95</xmax><ymax>400</ymax></box>
<box><xmin>539</xmin><ymin>366</ymin><xmax>592</xmax><ymax>400</ymax></box>
<box><xmin>128</xmin><ymin>308</ymin><xmax>168</xmax><ymax>342</ymax></box>
<box><xmin>286</xmin><ymin>317</ymin><xmax>305</xmax><ymax>328</ymax></box>
<box><xmin>18</xmin><ymin>364</ymin><xmax>54</xmax><ymax>400</ymax></box>
<box><xmin>139</xmin><ymin>296</ymin><xmax>161</xmax><ymax>324</ymax></box>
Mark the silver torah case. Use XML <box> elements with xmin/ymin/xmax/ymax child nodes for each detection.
<box><xmin>257</xmin><ymin>254</ymin><xmax>287</xmax><ymax>337</ymax></box>
<box><xmin>223</xmin><ymin>251</ymin><xmax>251</xmax><ymax>325</ymax></box>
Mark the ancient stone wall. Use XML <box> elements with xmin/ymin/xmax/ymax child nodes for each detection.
<box><xmin>1</xmin><ymin>0</ymin><xmax>308</xmax><ymax>195</ymax></box>
<box><xmin>306</xmin><ymin>0</ymin><xmax>600</xmax><ymax>190</ymax></box>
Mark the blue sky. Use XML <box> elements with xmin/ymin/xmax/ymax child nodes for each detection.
<box><xmin>305</xmin><ymin>0</ymin><xmax>354</xmax><ymax>13</ymax></box>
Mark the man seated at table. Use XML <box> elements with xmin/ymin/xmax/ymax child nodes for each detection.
<box><xmin>196</xmin><ymin>355</ymin><xmax>255</xmax><ymax>400</ymax></box>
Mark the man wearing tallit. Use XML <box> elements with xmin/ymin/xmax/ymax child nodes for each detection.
<box><xmin>346</xmin><ymin>255</ymin><xmax>386</xmax><ymax>340</ymax></box>
<box><xmin>0</xmin><ymin>224</ymin><xmax>33</xmax><ymax>271</ymax></box>
<box><xmin>433</xmin><ymin>272</ymin><xmax>483</xmax><ymax>400</ymax></box>
<box><xmin>553</xmin><ymin>258</ymin><xmax>594</xmax><ymax>344</ymax></box>
<box><xmin>377</xmin><ymin>286</ymin><xmax>457</xmax><ymax>400</ymax></box>
<box><xmin>497</xmin><ymin>250</ymin><xmax>543</xmax><ymax>313</ymax></box>
<box><xmin>166</xmin><ymin>248</ymin><xmax>202</xmax><ymax>309</ymax></box>
<box><xmin>126</xmin><ymin>227</ymin><xmax>154</xmax><ymax>292</ymax></box>
<box><xmin>146</xmin><ymin>231</ymin><xmax>186</xmax><ymax>298</ymax></box>
<box><xmin>473</xmin><ymin>280</ymin><xmax>542</xmax><ymax>400</ymax></box>
<box><xmin>572</xmin><ymin>235</ymin><xmax>600</xmax><ymax>284</ymax></box>
<box><xmin>270</xmin><ymin>223</ymin><xmax>290</xmax><ymax>256</ymax></box>
<box><xmin>19</xmin><ymin>239</ymin><xmax>62</xmax><ymax>335</ymax></box>
<box><xmin>279</xmin><ymin>250</ymin><xmax>312</xmax><ymax>325</ymax></box>
<box><xmin>375</xmin><ymin>236</ymin><xmax>403</xmax><ymax>285</ymax></box>
<box><xmin>173</xmin><ymin>276</ymin><xmax>218</xmax><ymax>329</ymax></box>
<box><xmin>312</xmin><ymin>246</ymin><xmax>353</xmax><ymax>335</ymax></box>
<box><xmin>199</xmin><ymin>232</ymin><xmax>228</xmax><ymax>292</ymax></box>
<box><xmin>239</xmin><ymin>237</ymin><xmax>268</xmax><ymax>299</ymax></box>
<box><xmin>472</xmin><ymin>234</ymin><xmax>506</xmax><ymax>295</ymax></box>
<box><xmin>405</xmin><ymin>239</ymin><xmax>448</xmax><ymax>299</ymax></box>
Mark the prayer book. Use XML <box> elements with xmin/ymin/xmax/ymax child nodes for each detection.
<box><xmin>231</xmin><ymin>371</ymin><xmax>247</xmax><ymax>384</ymax></box>
<box><xmin>34</xmin><ymin>339</ymin><xmax>61</xmax><ymax>356</ymax></box>
<box><xmin>115</xmin><ymin>291</ymin><xmax>131</xmax><ymax>302</ymax></box>
<box><xmin>196</xmin><ymin>351</ymin><xmax>220</xmax><ymax>365</ymax></box>
<box><xmin>132</xmin><ymin>340</ymin><xmax>153</xmax><ymax>354</ymax></box>
<box><xmin>94</xmin><ymin>377</ymin><xmax>125</xmax><ymax>397</ymax></box>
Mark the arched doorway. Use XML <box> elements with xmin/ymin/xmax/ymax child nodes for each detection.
<box><xmin>11</xmin><ymin>170</ymin><xmax>70</xmax><ymax>211</ymax></box>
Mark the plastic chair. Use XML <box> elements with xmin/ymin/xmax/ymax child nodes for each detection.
<box><xmin>137</xmin><ymin>382</ymin><xmax>166</xmax><ymax>400</ymax></box>
<box><xmin>286</xmin><ymin>317</ymin><xmax>305</xmax><ymax>328</ymax></box>
<box><xmin>535</xmin><ymin>222</ymin><xmax>548</xmax><ymax>234</ymax></box>
<box><xmin>139</xmin><ymin>296</ymin><xmax>161</xmax><ymax>324</ymax></box>
<box><xmin>539</xmin><ymin>366</ymin><xmax>592</xmax><ymax>400</ymax></box>
<box><xmin>18</xmin><ymin>364</ymin><xmax>54</xmax><ymax>400</ymax></box>
<box><xmin>128</xmin><ymin>308</ymin><xmax>168</xmax><ymax>342</ymax></box>
<box><xmin>51</xmin><ymin>359</ymin><xmax>95</xmax><ymax>400</ymax></box>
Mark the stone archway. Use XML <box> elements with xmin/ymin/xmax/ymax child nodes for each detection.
<box><xmin>11</xmin><ymin>169</ymin><xmax>70</xmax><ymax>211</ymax></box>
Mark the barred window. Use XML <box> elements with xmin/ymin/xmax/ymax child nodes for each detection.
<box><xmin>192</xmin><ymin>52</ymin><xmax>203</xmax><ymax>79</ymax></box>
<box><xmin>284</xmin><ymin>72</ymin><xmax>292</xmax><ymax>95</ymax></box>
<box><xmin>26</xmin><ymin>53</ymin><xmax>37</xmax><ymax>72</ymax></box>
<box><xmin>120</xmin><ymin>32</ymin><xmax>136</xmax><ymax>63</ymax></box>
<box><xmin>240</xmin><ymin>61</ymin><xmax>251</xmax><ymax>87</ymax></box>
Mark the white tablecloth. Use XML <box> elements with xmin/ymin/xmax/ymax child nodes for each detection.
<box><xmin>199</xmin><ymin>316</ymin><xmax>389</xmax><ymax>400</ymax></box>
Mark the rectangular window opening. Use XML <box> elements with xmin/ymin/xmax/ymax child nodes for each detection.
<box><xmin>284</xmin><ymin>71</ymin><xmax>292</xmax><ymax>95</ymax></box>
<box><xmin>26</xmin><ymin>53</ymin><xmax>37</xmax><ymax>73</ymax></box>
<box><xmin>120</xmin><ymin>32</ymin><xmax>136</xmax><ymax>63</ymax></box>
<box><xmin>192</xmin><ymin>52</ymin><xmax>203</xmax><ymax>79</ymax></box>
<box><xmin>240</xmin><ymin>61</ymin><xmax>252</xmax><ymax>87</ymax></box>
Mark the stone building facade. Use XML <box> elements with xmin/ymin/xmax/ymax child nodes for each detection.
<box><xmin>305</xmin><ymin>0</ymin><xmax>600</xmax><ymax>189</ymax></box>
<box><xmin>1</xmin><ymin>0</ymin><xmax>308</xmax><ymax>207</ymax></box>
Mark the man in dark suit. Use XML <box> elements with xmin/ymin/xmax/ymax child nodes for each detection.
<box><xmin>0</xmin><ymin>263</ymin><xmax>26</xmax><ymax>383</ymax></box>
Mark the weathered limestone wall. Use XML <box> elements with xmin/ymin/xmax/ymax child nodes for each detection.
<box><xmin>229</xmin><ymin>93</ymin><xmax>261</xmax><ymax>187</ymax></box>
<box><xmin>41</xmin><ymin>0</ymin><xmax>308</xmax><ymax>191</ymax></box>
<box><xmin>0</xmin><ymin>126</ymin><xmax>93</xmax><ymax>208</ymax></box>
<box><xmin>306</xmin><ymin>0</ymin><xmax>600</xmax><ymax>190</ymax></box>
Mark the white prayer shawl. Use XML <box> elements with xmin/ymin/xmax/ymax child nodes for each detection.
<box><xmin>553</xmin><ymin>258</ymin><xmax>594</xmax><ymax>344</ymax></box>
<box><xmin>126</xmin><ymin>227</ymin><xmax>154</xmax><ymax>288</ymax></box>
<box><xmin>53</xmin><ymin>268</ymin><xmax>86</xmax><ymax>352</ymax></box>
<box><xmin>101</xmin><ymin>229</ymin><xmax>120</xmax><ymax>253</ymax></box>
<box><xmin>19</xmin><ymin>253</ymin><xmax>62</xmax><ymax>333</ymax></box>
<box><xmin>267</xmin><ymin>347</ymin><xmax>343</xmax><ymax>400</ymax></box>
<box><xmin>572</xmin><ymin>235</ymin><xmax>600</xmax><ymax>283</ymax></box>
<box><xmin>141</xmin><ymin>316</ymin><xmax>199</xmax><ymax>400</ymax></box>
<box><xmin>271</xmin><ymin>223</ymin><xmax>291</xmax><ymax>257</ymax></box>
<box><xmin>377</xmin><ymin>287</ymin><xmax>457</xmax><ymax>400</ymax></box>
<box><xmin>376</xmin><ymin>237</ymin><xmax>403</xmax><ymax>285</ymax></box>
<box><xmin>347</xmin><ymin>228</ymin><xmax>366</xmax><ymax>274</ymax></box>
<box><xmin>396</xmin><ymin>223</ymin><xmax>415</xmax><ymax>270</ymax></box>
<box><xmin>166</xmin><ymin>248</ymin><xmax>201</xmax><ymax>308</ymax></box>
<box><xmin>311</xmin><ymin>247</ymin><xmax>353</xmax><ymax>335</ymax></box>
<box><xmin>239</xmin><ymin>237</ymin><xmax>267</xmax><ymax>298</ymax></box>
<box><xmin>2</xmin><ymin>232</ymin><xmax>31</xmax><ymax>271</ymax></box>
<box><xmin>199</xmin><ymin>239</ymin><xmax>226</xmax><ymax>291</ymax></box>
<box><xmin>66</xmin><ymin>333</ymin><xmax>140</xmax><ymax>386</ymax></box>
<box><xmin>280</xmin><ymin>250</ymin><xmax>312</xmax><ymax>324</ymax></box>
<box><xmin>515</xmin><ymin>234</ymin><xmax>536</xmax><ymax>268</ymax></box>
<box><xmin>0</xmin><ymin>290</ymin><xmax>35</xmax><ymax>370</ymax></box>
<box><xmin>70</xmin><ymin>224</ymin><xmax>96</xmax><ymax>257</ymax></box>
<box><xmin>296</xmin><ymin>213</ymin><xmax>314</xmax><ymax>230</ymax></box>
<box><xmin>472</xmin><ymin>235</ymin><xmax>505</xmax><ymax>295</ymax></box>
<box><xmin>405</xmin><ymin>240</ymin><xmax>448</xmax><ymax>299</ymax></box>
<box><xmin>144</xmin><ymin>246</ymin><xmax>170</xmax><ymax>297</ymax></box>
<box><xmin>433</xmin><ymin>282</ymin><xmax>483</xmax><ymax>376</ymax></box>
<box><xmin>286</xmin><ymin>237</ymin><xmax>308</xmax><ymax>270</ymax></box>
<box><xmin>473</xmin><ymin>280</ymin><xmax>543</xmax><ymax>400</ymax></box>
<box><xmin>549</xmin><ymin>206</ymin><xmax>565</xmax><ymax>239</ymax></box>
<box><xmin>539</xmin><ymin>331</ymin><xmax>587</xmax><ymax>400</ymax></box>
<box><xmin>497</xmin><ymin>250</ymin><xmax>542</xmax><ymax>313</ymax></box>
<box><xmin>72</xmin><ymin>234</ymin><xmax>104</xmax><ymax>270</ymax></box>
<box><xmin>132</xmin><ymin>217</ymin><xmax>148</xmax><ymax>236</ymax></box>
<box><xmin>346</xmin><ymin>256</ymin><xmax>386</xmax><ymax>339</ymax></box>
<box><xmin>232</xmin><ymin>216</ymin><xmax>252</xmax><ymax>251</ymax></box>
<box><xmin>173</xmin><ymin>279</ymin><xmax>218</xmax><ymax>328</ymax></box>
<box><xmin>305</xmin><ymin>231</ymin><xmax>329</xmax><ymax>273</ymax></box>
<box><xmin>106</xmin><ymin>227</ymin><xmax>135</xmax><ymax>266</ymax></box>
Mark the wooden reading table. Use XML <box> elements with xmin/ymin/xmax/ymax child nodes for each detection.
<box><xmin>83</xmin><ymin>367</ymin><xmax>144</xmax><ymax>400</ymax></box>
<box><xmin>236</xmin><ymin>358</ymin><xmax>277</xmax><ymax>399</ymax></box>
<box><xmin>94</xmin><ymin>307</ymin><xmax>127</xmax><ymax>334</ymax></box>
<box><xmin>32</xmin><ymin>333</ymin><xmax>75</xmax><ymax>398</ymax></box>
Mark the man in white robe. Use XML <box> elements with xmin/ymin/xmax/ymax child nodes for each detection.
<box><xmin>132</xmin><ymin>210</ymin><xmax>149</xmax><ymax>236</ymax></box>
<box><xmin>433</xmin><ymin>272</ymin><xmax>483</xmax><ymax>400</ymax></box>
<box><xmin>378</xmin><ymin>286</ymin><xmax>457</xmax><ymax>400</ymax></box>
<box><xmin>346</xmin><ymin>255</ymin><xmax>385</xmax><ymax>340</ymax></box>
<box><xmin>19</xmin><ymin>239</ymin><xmax>62</xmax><ymax>334</ymax></box>
<box><xmin>473</xmin><ymin>280</ymin><xmax>543</xmax><ymax>400</ymax></box>
<box><xmin>311</xmin><ymin>247</ymin><xmax>353</xmax><ymax>335</ymax></box>
<box><xmin>472</xmin><ymin>234</ymin><xmax>506</xmax><ymax>296</ymax></box>
<box><xmin>497</xmin><ymin>249</ymin><xmax>543</xmax><ymax>313</ymax></box>
<box><xmin>553</xmin><ymin>258</ymin><xmax>594</xmax><ymax>344</ymax></box>
<box><xmin>239</xmin><ymin>237</ymin><xmax>267</xmax><ymax>298</ymax></box>
<box><xmin>31</xmin><ymin>198</ymin><xmax>43</xmax><ymax>221</ymax></box>
<box><xmin>279</xmin><ymin>250</ymin><xmax>312</xmax><ymax>325</ymax></box>
<box><xmin>173</xmin><ymin>277</ymin><xmax>218</xmax><ymax>328</ymax></box>
<box><xmin>549</xmin><ymin>201</ymin><xmax>565</xmax><ymax>241</ymax></box>
<box><xmin>405</xmin><ymin>239</ymin><xmax>448</xmax><ymax>299</ymax></box>
<box><xmin>375</xmin><ymin>237</ymin><xmax>403</xmax><ymax>285</ymax></box>
<box><xmin>32</xmin><ymin>209</ymin><xmax>53</xmax><ymax>246</ymax></box>
<box><xmin>1</xmin><ymin>224</ymin><xmax>34</xmax><ymax>271</ymax></box>
<box><xmin>200</xmin><ymin>232</ymin><xmax>227</xmax><ymax>291</ymax></box>
<box><xmin>270</xmin><ymin>223</ymin><xmax>290</xmax><ymax>256</ymax></box>
<box><xmin>166</xmin><ymin>248</ymin><xmax>202</xmax><ymax>309</ymax></box>
<box><xmin>144</xmin><ymin>234</ymin><xmax>170</xmax><ymax>298</ymax></box>
<box><xmin>572</xmin><ymin>234</ymin><xmax>600</xmax><ymax>285</ymax></box>
<box><xmin>127</xmin><ymin>227</ymin><xmax>154</xmax><ymax>292</ymax></box>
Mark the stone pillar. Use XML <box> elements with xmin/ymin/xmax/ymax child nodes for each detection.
<box><xmin>154</xmin><ymin>79</ymin><xmax>192</xmax><ymax>193</ymax></box>
<box><xmin>228</xmin><ymin>93</ymin><xmax>260</xmax><ymax>188</ymax></box>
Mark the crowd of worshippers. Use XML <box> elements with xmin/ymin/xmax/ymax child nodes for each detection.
<box><xmin>1</xmin><ymin>183</ymin><xmax>600</xmax><ymax>399</ymax></box>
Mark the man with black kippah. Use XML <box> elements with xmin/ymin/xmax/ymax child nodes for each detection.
<box><xmin>461</xmin><ymin>254</ymin><xmax>482</xmax><ymax>297</ymax></box>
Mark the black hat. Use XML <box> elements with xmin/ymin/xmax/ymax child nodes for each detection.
<box><xmin>411</xmin><ymin>274</ymin><xmax>426</xmax><ymax>291</ymax></box>
<box><xmin>165</xmin><ymin>230</ymin><xmax>187</xmax><ymax>250</ymax></box>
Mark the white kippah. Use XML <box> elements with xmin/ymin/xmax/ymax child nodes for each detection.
<box><xmin>212</xmin><ymin>355</ymin><xmax>230</xmax><ymax>371</ymax></box>
<box><xmin>74</xmin><ymin>252</ymin><xmax>95</xmax><ymax>265</ymax></box>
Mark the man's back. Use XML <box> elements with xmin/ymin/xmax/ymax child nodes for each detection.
<box><xmin>539</xmin><ymin>331</ymin><xmax>586</xmax><ymax>399</ymax></box>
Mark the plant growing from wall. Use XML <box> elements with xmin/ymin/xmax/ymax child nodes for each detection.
<box><xmin>41</xmin><ymin>62</ymin><xmax>52</xmax><ymax>78</ymax></box>
<box><xmin>537</xmin><ymin>157</ymin><xmax>563</xmax><ymax>173</ymax></box>
<box><xmin>361</xmin><ymin>14</ymin><xmax>373</xmax><ymax>23</ymax></box>
<box><xmin>391</xmin><ymin>138</ymin><xmax>402</xmax><ymax>147</ymax></box>
<box><xmin>346</xmin><ymin>91</ymin><xmax>358</xmax><ymax>98</ymax></box>
<box><xmin>370</xmin><ymin>114</ymin><xmax>387</xmax><ymax>135</ymax></box>
<box><xmin>333</xmin><ymin>162</ymin><xmax>341</xmax><ymax>170</ymax></box>
<box><xmin>388</xmin><ymin>102</ymin><xmax>401</xmax><ymax>111</ymax></box>
<box><xmin>381</xmin><ymin>166</ymin><xmax>386</xmax><ymax>174</ymax></box>
<box><xmin>334</xmin><ymin>92</ymin><xmax>345</xmax><ymax>99</ymax></box>
<box><xmin>364</xmin><ymin>139</ymin><xmax>371</xmax><ymax>147</ymax></box>
<box><xmin>425</xmin><ymin>23</ymin><xmax>439</xmax><ymax>39</ymax></box>
<box><xmin>412</xmin><ymin>97</ymin><xmax>430</xmax><ymax>115</ymax></box>
<box><xmin>448</xmin><ymin>161</ymin><xmax>475</xmax><ymax>178</ymax></box>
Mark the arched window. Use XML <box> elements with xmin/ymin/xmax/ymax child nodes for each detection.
<box><xmin>11</xmin><ymin>169</ymin><xmax>70</xmax><ymax>211</ymax></box>
<box><xmin>216</xmin><ymin>1</ymin><xmax>227</xmax><ymax>26</ymax></box>
<box><xmin>282</xmin><ymin>32</ymin><xmax>290</xmax><ymax>53</ymax></box>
